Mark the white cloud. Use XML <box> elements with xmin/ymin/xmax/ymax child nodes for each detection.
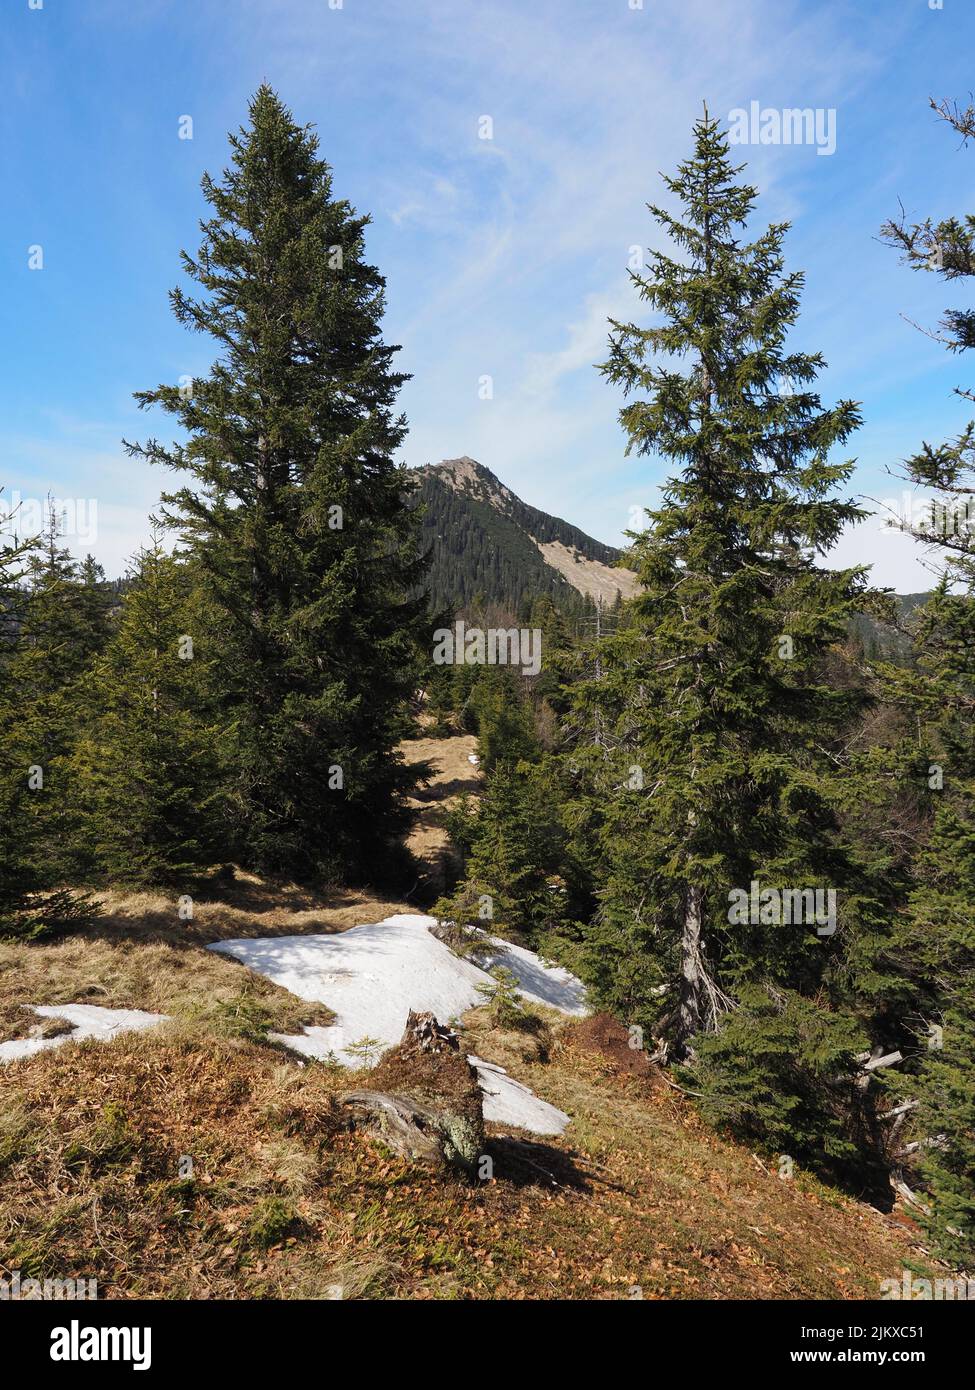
<box><xmin>13</xmin><ymin>0</ymin><xmax>943</xmax><ymax>587</ymax></box>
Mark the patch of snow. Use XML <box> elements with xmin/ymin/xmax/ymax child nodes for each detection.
<box><xmin>0</xmin><ymin>1004</ymin><xmax>168</xmax><ymax>1065</ymax></box>
<box><xmin>209</xmin><ymin>912</ymin><xmax>586</xmax><ymax>1136</ymax></box>
<box><xmin>474</xmin><ymin>934</ymin><xmax>588</xmax><ymax>1016</ymax></box>
<box><xmin>468</xmin><ymin>1054</ymin><xmax>570</xmax><ymax>1135</ymax></box>
<box><xmin>212</xmin><ymin>915</ymin><xmax>489</xmax><ymax>1063</ymax></box>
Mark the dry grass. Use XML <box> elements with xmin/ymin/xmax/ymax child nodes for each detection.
<box><xmin>0</xmin><ymin>734</ymin><xmax>943</xmax><ymax>1299</ymax></box>
<box><xmin>0</xmin><ymin>997</ymin><xmax>937</xmax><ymax>1300</ymax></box>
<box><xmin>0</xmin><ymin>1003</ymin><xmax>74</xmax><ymax>1044</ymax></box>
<box><xmin>399</xmin><ymin>727</ymin><xmax>481</xmax><ymax>893</ymax></box>
<box><xmin>0</xmin><ymin>868</ymin><xmax>422</xmax><ymax>1051</ymax></box>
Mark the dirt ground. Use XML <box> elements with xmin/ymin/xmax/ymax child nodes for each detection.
<box><xmin>400</xmin><ymin>724</ymin><xmax>482</xmax><ymax>895</ymax></box>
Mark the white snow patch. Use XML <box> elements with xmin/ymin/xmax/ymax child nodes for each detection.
<box><xmin>468</xmin><ymin>1054</ymin><xmax>570</xmax><ymax>1135</ymax></box>
<box><xmin>0</xmin><ymin>1004</ymin><xmax>168</xmax><ymax>1064</ymax></box>
<box><xmin>209</xmin><ymin>912</ymin><xmax>584</xmax><ymax>1136</ymax></box>
<box><xmin>472</xmin><ymin>933</ymin><xmax>588</xmax><ymax>1016</ymax></box>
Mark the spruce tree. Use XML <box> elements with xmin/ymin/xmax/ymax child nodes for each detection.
<box><xmin>885</xmin><ymin>590</ymin><xmax>975</xmax><ymax>1265</ymax></box>
<box><xmin>880</xmin><ymin>96</ymin><xmax>975</xmax><ymax>1264</ymax></box>
<box><xmin>126</xmin><ymin>86</ymin><xmax>428</xmax><ymax>881</ymax></box>
<box><xmin>9</xmin><ymin>504</ymin><xmax>113</xmax><ymax>885</ymax></box>
<box><xmin>469</xmin><ymin>666</ymin><xmax>539</xmax><ymax>771</ymax></box>
<box><xmin>580</xmin><ymin>113</ymin><xmax>878</xmax><ymax>1165</ymax></box>
<box><xmin>439</xmin><ymin>758</ymin><xmax>571</xmax><ymax>943</ymax></box>
<box><xmin>0</xmin><ymin>495</ymin><xmax>93</xmax><ymax>938</ymax></box>
<box><xmin>0</xmin><ymin>500</ymin><xmax>33</xmax><ymax>935</ymax></box>
<box><xmin>72</xmin><ymin>540</ymin><xmax>225</xmax><ymax>885</ymax></box>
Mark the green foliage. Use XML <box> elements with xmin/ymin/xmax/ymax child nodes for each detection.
<box><xmin>5</xmin><ymin>508</ymin><xmax>114</xmax><ymax>887</ymax></box>
<box><xmin>476</xmin><ymin>966</ymin><xmax>532</xmax><ymax>1030</ymax></box>
<box><xmin>207</xmin><ymin>992</ymin><xmax>275</xmax><ymax>1045</ymax></box>
<box><xmin>878</xmin><ymin>97</ymin><xmax>975</xmax><ymax>1266</ymax></box>
<box><xmin>685</xmin><ymin>984</ymin><xmax>867</xmax><ymax>1177</ymax></box>
<box><xmin>124</xmin><ymin>85</ymin><xmax>428</xmax><ymax>883</ymax></box>
<box><xmin>578</xmin><ymin>113</ymin><xmax>867</xmax><ymax>1045</ymax></box>
<box><xmin>0</xmin><ymin>499</ymin><xmax>102</xmax><ymax>939</ymax></box>
<box><xmin>562</xmin><ymin>112</ymin><xmax>893</xmax><ymax>1178</ymax></box>
<box><xmin>246</xmin><ymin>1195</ymin><xmax>299</xmax><ymax>1250</ymax></box>
<box><xmin>440</xmin><ymin>759</ymin><xmax>577</xmax><ymax>943</ymax></box>
<box><xmin>469</xmin><ymin>667</ymin><xmax>539</xmax><ymax>771</ymax></box>
<box><xmin>70</xmin><ymin>540</ymin><xmax>225</xmax><ymax>885</ymax></box>
<box><xmin>345</xmin><ymin>1035</ymin><xmax>383</xmax><ymax>1067</ymax></box>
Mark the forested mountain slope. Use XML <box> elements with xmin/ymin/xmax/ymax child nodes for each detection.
<box><xmin>411</xmin><ymin>457</ymin><xmax>639</xmax><ymax>614</ymax></box>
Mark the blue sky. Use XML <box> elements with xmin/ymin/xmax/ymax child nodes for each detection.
<box><xmin>2</xmin><ymin>0</ymin><xmax>974</xmax><ymax>588</ymax></box>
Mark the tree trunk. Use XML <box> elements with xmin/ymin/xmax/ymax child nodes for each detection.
<box><xmin>342</xmin><ymin>1012</ymin><xmax>485</xmax><ymax>1173</ymax></box>
<box><xmin>676</xmin><ymin>882</ymin><xmax>704</xmax><ymax>1053</ymax></box>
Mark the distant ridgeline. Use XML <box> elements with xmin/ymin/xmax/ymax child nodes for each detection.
<box><xmin>410</xmin><ymin>456</ymin><xmax>640</xmax><ymax>617</ymax></box>
<box><xmin>407</xmin><ymin>458</ymin><xmax>929</xmax><ymax>643</ymax></box>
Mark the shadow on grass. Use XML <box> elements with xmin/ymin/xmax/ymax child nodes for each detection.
<box><xmin>416</xmin><ymin>774</ymin><xmax>481</xmax><ymax>802</ymax></box>
<box><xmin>47</xmin><ymin>872</ymin><xmax>415</xmax><ymax>952</ymax></box>
<box><xmin>487</xmin><ymin>1135</ymin><xmax>595</xmax><ymax>1193</ymax></box>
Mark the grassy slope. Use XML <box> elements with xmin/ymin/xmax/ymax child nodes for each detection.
<box><xmin>0</xmin><ymin>734</ymin><xmax>939</xmax><ymax>1301</ymax></box>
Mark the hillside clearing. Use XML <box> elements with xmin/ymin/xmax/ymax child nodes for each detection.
<box><xmin>0</xmin><ymin>998</ymin><xmax>929</xmax><ymax>1300</ymax></box>
<box><xmin>0</xmin><ymin>871</ymin><xmax>939</xmax><ymax>1300</ymax></box>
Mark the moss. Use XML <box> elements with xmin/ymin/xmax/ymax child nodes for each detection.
<box><xmin>63</xmin><ymin>1101</ymin><xmax>136</xmax><ymax>1173</ymax></box>
<box><xmin>246</xmin><ymin>1196</ymin><xmax>300</xmax><ymax>1250</ymax></box>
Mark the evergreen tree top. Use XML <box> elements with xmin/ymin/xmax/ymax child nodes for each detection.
<box><xmin>125</xmin><ymin>83</ymin><xmax>409</xmax><ymax>499</ymax></box>
<box><xmin>601</xmin><ymin>111</ymin><xmax>864</xmax><ymax>569</ymax></box>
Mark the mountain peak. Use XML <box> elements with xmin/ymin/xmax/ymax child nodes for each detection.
<box><xmin>418</xmin><ymin>457</ymin><xmax>517</xmax><ymax>509</ymax></box>
<box><xmin>411</xmin><ymin>457</ymin><xmax>639</xmax><ymax>613</ymax></box>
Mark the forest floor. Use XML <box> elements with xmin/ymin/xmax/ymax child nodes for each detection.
<box><xmin>0</xmin><ymin>728</ymin><xmax>943</xmax><ymax>1300</ymax></box>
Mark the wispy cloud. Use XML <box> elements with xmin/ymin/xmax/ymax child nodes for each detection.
<box><xmin>6</xmin><ymin>0</ymin><xmax>971</xmax><ymax>590</ymax></box>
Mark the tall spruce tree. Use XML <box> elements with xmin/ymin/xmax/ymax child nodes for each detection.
<box><xmin>9</xmin><ymin>504</ymin><xmax>113</xmax><ymax>885</ymax></box>
<box><xmin>0</xmin><ymin>497</ymin><xmax>34</xmax><ymax>935</ymax></box>
<box><xmin>580</xmin><ymin>113</ymin><xmax>880</xmax><ymax>1167</ymax></box>
<box><xmin>469</xmin><ymin>666</ymin><xmax>540</xmax><ymax>771</ymax></box>
<box><xmin>880</xmin><ymin>96</ymin><xmax>975</xmax><ymax>1264</ymax></box>
<box><xmin>126</xmin><ymin>87</ymin><xmax>428</xmax><ymax>881</ymax></box>
<box><xmin>438</xmin><ymin>757</ymin><xmax>572</xmax><ymax>943</ymax></box>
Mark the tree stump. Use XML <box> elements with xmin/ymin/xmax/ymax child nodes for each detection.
<box><xmin>341</xmin><ymin>1012</ymin><xmax>484</xmax><ymax>1173</ymax></box>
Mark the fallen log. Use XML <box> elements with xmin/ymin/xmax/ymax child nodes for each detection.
<box><xmin>880</xmin><ymin>1099</ymin><xmax>918</xmax><ymax>1120</ymax></box>
<box><xmin>862</xmin><ymin>1049</ymin><xmax>904</xmax><ymax>1073</ymax></box>
<box><xmin>855</xmin><ymin>1046</ymin><xmax>904</xmax><ymax>1090</ymax></box>
<box><xmin>891</xmin><ymin>1176</ymin><xmax>931</xmax><ymax>1215</ymax></box>
<box><xmin>903</xmin><ymin>1134</ymin><xmax>949</xmax><ymax>1155</ymax></box>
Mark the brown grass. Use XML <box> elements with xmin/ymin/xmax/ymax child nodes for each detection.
<box><xmin>0</xmin><ymin>868</ymin><xmax>422</xmax><ymax>1051</ymax></box>
<box><xmin>0</xmin><ymin>1008</ymin><xmax>935</xmax><ymax>1300</ymax></box>
<box><xmin>0</xmin><ymin>734</ymin><xmax>945</xmax><ymax>1299</ymax></box>
<box><xmin>399</xmin><ymin>728</ymin><xmax>482</xmax><ymax>893</ymax></box>
<box><xmin>0</xmin><ymin>1003</ymin><xmax>73</xmax><ymax>1045</ymax></box>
